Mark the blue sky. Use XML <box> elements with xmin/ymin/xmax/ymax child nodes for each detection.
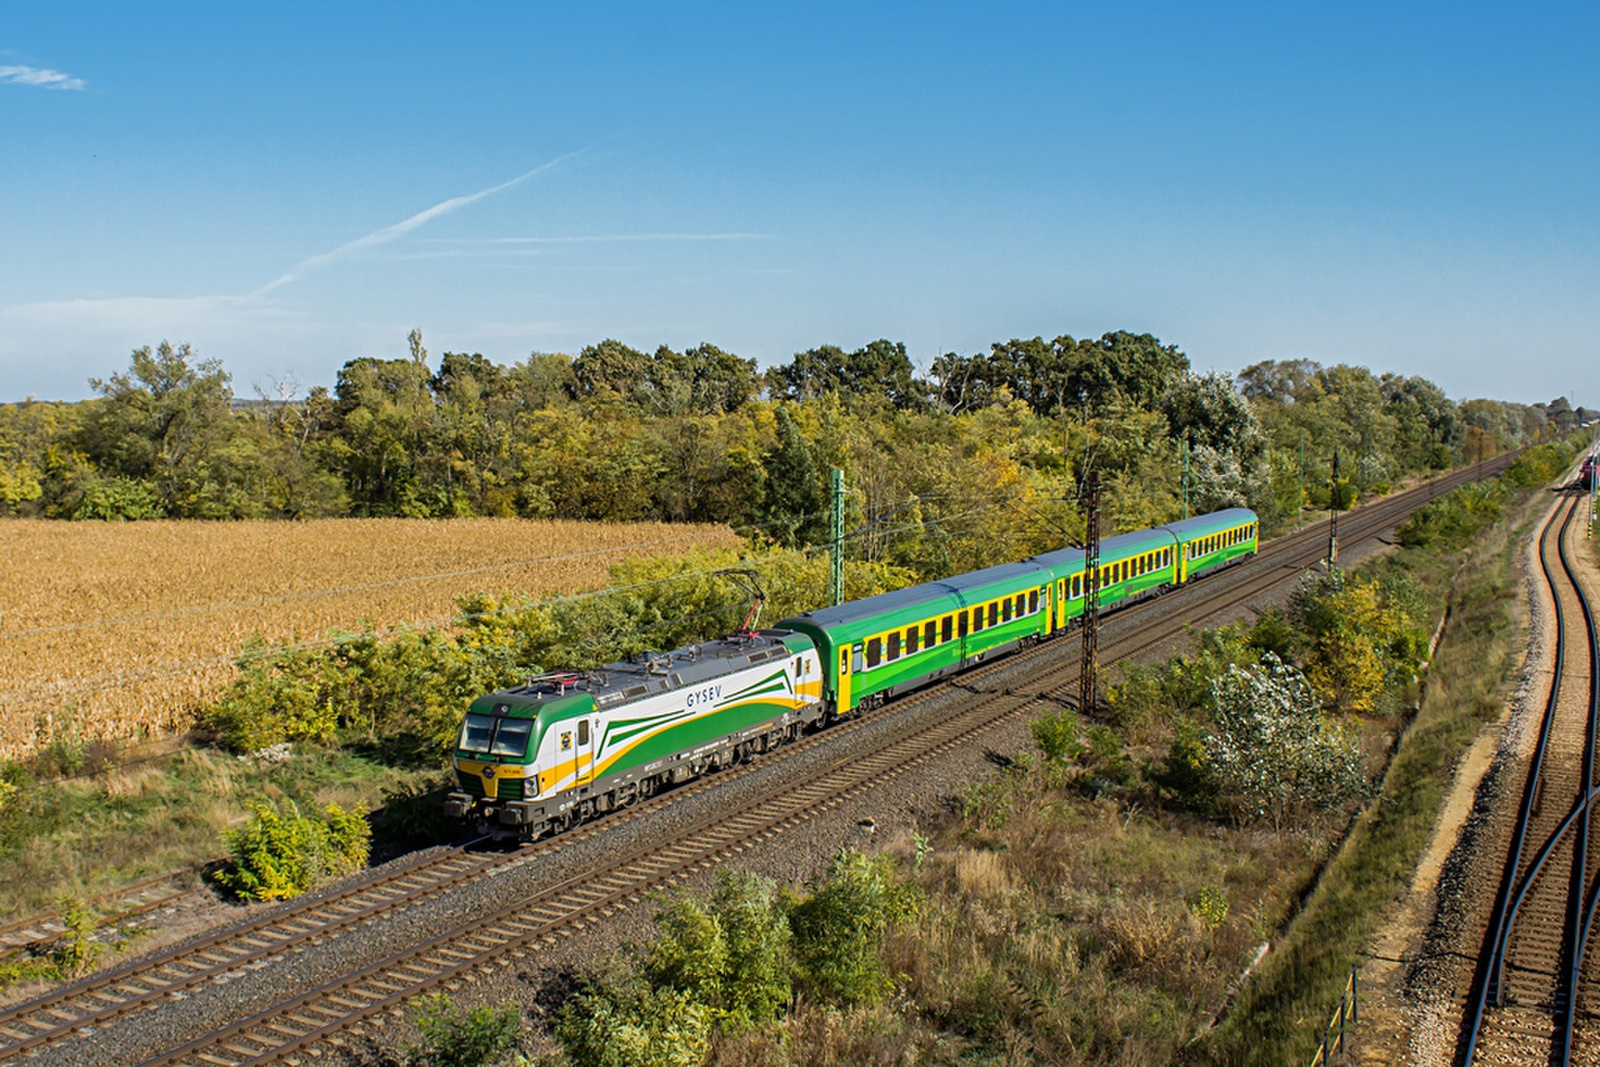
<box><xmin>2</xmin><ymin>2</ymin><xmax>1596</xmax><ymax>405</ymax></box>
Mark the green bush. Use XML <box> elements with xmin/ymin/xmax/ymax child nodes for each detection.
<box><xmin>1030</xmin><ymin>706</ymin><xmax>1082</xmax><ymax>764</ymax></box>
<box><xmin>1397</xmin><ymin>482</ymin><xmax>1507</xmax><ymax>549</ymax></box>
<box><xmin>1506</xmin><ymin>440</ymin><xmax>1578</xmax><ymax>487</ymax></box>
<box><xmin>624</xmin><ymin>870</ymin><xmax>793</xmax><ymax>1037</ymax></box>
<box><xmin>1152</xmin><ymin>716</ymin><xmax>1220</xmax><ymax>814</ymax></box>
<box><xmin>787</xmin><ymin>850</ymin><xmax>920</xmax><ymax>1007</ymax></box>
<box><xmin>555</xmin><ymin>977</ymin><xmax>711</xmax><ymax>1067</ymax></box>
<box><xmin>406</xmin><ymin>993</ymin><xmax>522</xmax><ymax>1067</ymax></box>
<box><xmin>213</xmin><ymin>800</ymin><xmax>371</xmax><ymax>901</ymax></box>
<box><xmin>51</xmin><ymin>895</ymin><xmax>103</xmax><ymax>978</ymax></box>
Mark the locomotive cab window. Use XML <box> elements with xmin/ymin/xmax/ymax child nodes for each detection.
<box><xmin>458</xmin><ymin>714</ymin><xmax>533</xmax><ymax>759</ymax></box>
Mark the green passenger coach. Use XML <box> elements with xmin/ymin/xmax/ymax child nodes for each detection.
<box><xmin>775</xmin><ymin>561</ymin><xmax>1054</xmax><ymax>717</ymax></box>
<box><xmin>1157</xmin><ymin>508</ymin><xmax>1259</xmax><ymax>582</ymax></box>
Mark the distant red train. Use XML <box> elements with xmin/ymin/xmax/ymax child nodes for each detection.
<box><xmin>1579</xmin><ymin>454</ymin><xmax>1598</xmax><ymax>491</ymax></box>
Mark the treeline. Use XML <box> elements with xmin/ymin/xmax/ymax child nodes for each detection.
<box><xmin>0</xmin><ymin>328</ymin><xmax>1584</xmax><ymax>559</ymax></box>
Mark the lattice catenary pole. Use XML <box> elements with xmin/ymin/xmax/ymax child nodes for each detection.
<box><xmin>1080</xmin><ymin>470</ymin><xmax>1101</xmax><ymax>714</ymax></box>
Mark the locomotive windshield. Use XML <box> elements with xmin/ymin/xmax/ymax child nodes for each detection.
<box><xmin>457</xmin><ymin>714</ymin><xmax>534</xmax><ymax>759</ymax></box>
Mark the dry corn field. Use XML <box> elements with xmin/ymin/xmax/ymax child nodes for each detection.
<box><xmin>0</xmin><ymin>519</ymin><xmax>740</xmax><ymax>760</ymax></box>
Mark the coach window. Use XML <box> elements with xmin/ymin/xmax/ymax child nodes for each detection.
<box><xmin>906</xmin><ymin>628</ymin><xmax>919</xmax><ymax>654</ymax></box>
<box><xmin>942</xmin><ymin>616</ymin><xmax>954</xmax><ymax>643</ymax></box>
<box><xmin>577</xmin><ymin>719</ymin><xmax>589</xmax><ymax>746</ymax></box>
<box><xmin>1002</xmin><ymin>599</ymin><xmax>1013</xmax><ymax>623</ymax></box>
<box><xmin>957</xmin><ymin>612</ymin><xmax>968</xmax><ymax>638</ymax></box>
<box><xmin>866</xmin><ymin>637</ymin><xmax>882</xmax><ymax>669</ymax></box>
<box><xmin>887</xmin><ymin>632</ymin><xmax>901</xmax><ymax>660</ymax></box>
<box><xmin>970</xmin><ymin>608</ymin><xmax>983</xmax><ymax>632</ymax></box>
<box><xmin>1028</xmin><ymin>590</ymin><xmax>1038</xmax><ymax>613</ymax></box>
<box><xmin>988</xmin><ymin>602</ymin><xmax>999</xmax><ymax>627</ymax></box>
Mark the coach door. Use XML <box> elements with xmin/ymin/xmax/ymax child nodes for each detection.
<box><xmin>837</xmin><ymin>647</ymin><xmax>853</xmax><ymax>712</ymax></box>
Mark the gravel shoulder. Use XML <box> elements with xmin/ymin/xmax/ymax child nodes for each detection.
<box><xmin>1352</xmin><ymin>488</ymin><xmax>1566</xmax><ymax>1065</ymax></box>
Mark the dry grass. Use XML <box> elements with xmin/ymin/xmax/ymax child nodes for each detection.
<box><xmin>0</xmin><ymin>518</ymin><xmax>739</xmax><ymax>759</ymax></box>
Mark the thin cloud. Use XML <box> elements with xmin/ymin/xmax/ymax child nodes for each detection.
<box><xmin>479</xmin><ymin>233</ymin><xmax>771</xmax><ymax>244</ymax></box>
<box><xmin>0</xmin><ymin>65</ymin><xmax>86</xmax><ymax>90</ymax></box>
<box><xmin>252</xmin><ymin>149</ymin><xmax>589</xmax><ymax>296</ymax></box>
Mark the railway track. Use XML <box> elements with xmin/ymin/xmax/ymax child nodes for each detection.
<box><xmin>1458</xmin><ymin>490</ymin><xmax>1600</xmax><ymax>1064</ymax></box>
<box><xmin>0</xmin><ymin>870</ymin><xmax>203</xmax><ymax>965</ymax></box>
<box><xmin>0</xmin><ymin>455</ymin><xmax>1513</xmax><ymax>1065</ymax></box>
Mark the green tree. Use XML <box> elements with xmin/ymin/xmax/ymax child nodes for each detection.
<box><xmin>760</xmin><ymin>406</ymin><xmax>826</xmax><ymax>546</ymax></box>
<box><xmin>82</xmin><ymin>341</ymin><xmax>236</xmax><ymax>515</ymax></box>
<box><xmin>570</xmin><ymin>339</ymin><xmax>652</xmax><ymax>403</ymax></box>
<box><xmin>329</xmin><ymin>344</ymin><xmax>442</xmax><ymax>515</ymax></box>
<box><xmin>767</xmin><ymin>340</ymin><xmax>925</xmax><ymax>410</ymax></box>
<box><xmin>644</xmin><ymin>343</ymin><xmax>758</xmax><ymax>416</ymax></box>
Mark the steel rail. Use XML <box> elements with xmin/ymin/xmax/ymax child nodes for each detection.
<box><xmin>1459</xmin><ymin>492</ymin><xmax>1598</xmax><ymax>1064</ymax></box>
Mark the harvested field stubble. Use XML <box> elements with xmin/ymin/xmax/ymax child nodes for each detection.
<box><xmin>0</xmin><ymin>518</ymin><xmax>739</xmax><ymax>759</ymax></box>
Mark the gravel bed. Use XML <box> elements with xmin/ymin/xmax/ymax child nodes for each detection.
<box><xmin>35</xmin><ymin>525</ymin><xmax>1385</xmax><ymax>1067</ymax></box>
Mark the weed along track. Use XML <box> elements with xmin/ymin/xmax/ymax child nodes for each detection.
<box><xmin>1459</xmin><ymin>492</ymin><xmax>1600</xmax><ymax>1064</ymax></box>
<box><xmin>0</xmin><ymin>459</ymin><xmax>1512</xmax><ymax>1066</ymax></box>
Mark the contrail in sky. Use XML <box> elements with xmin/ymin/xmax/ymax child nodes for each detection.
<box><xmin>251</xmin><ymin>148</ymin><xmax>588</xmax><ymax>297</ymax></box>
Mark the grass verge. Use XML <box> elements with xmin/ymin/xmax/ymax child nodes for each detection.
<box><xmin>0</xmin><ymin>745</ymin><xmax>434</xmax><ymax>921</ymax></box>
<box><xmin>1196</xmin><ymin>496</ymin><xmax>1532</xmax><ymax>1063</ymax></box>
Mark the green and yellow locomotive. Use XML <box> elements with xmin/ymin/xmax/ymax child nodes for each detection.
<box><xmin>445</xmin><ymin>630</ymin><xmax>824</xmax><ymax>839</ymax></box>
